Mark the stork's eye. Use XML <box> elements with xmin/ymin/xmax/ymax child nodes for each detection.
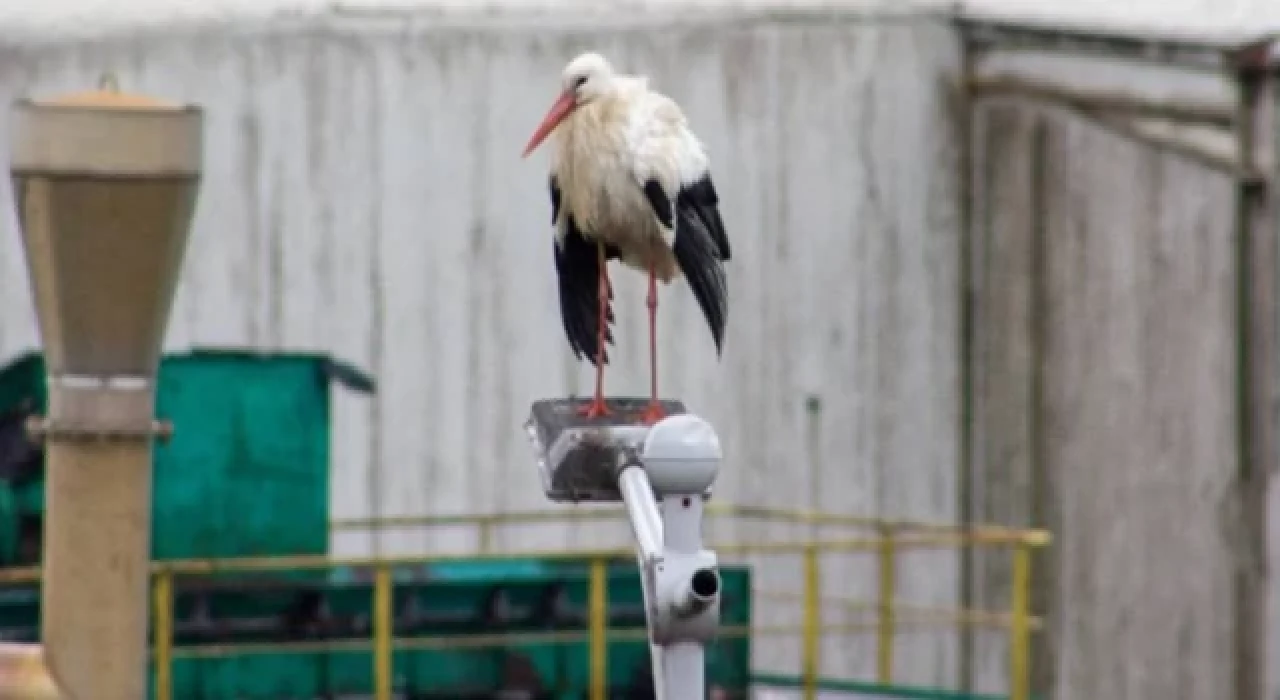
<box><xmin>573</xmin><ymin>75</ymin><xmax>587</xmax><ymax>89</ymax></box>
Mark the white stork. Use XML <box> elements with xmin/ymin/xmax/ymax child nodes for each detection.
<box><xmin>522</xmin><ymin>52</ymin><xmax>731</xmax><ymax>425</ymax></box>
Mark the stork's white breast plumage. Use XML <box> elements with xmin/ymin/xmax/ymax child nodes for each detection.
<box><xmin>522</xmin><ymin>51</ymin><xmax>732</xmax><ymax>423</ymax></box>
<box><xmin>551</xmin><ymin>72</ymin><xmax>710</xmax><ymax>280</ymax></box>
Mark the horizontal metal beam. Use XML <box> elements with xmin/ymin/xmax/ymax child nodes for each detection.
<box><xmin>968</xmin><ymin>75</ymin><xmax>1237</xmax><ymax>126</ymax></box>
<box><xmin>1085</xmin><ymin>111</ymin><xmax>1258</xmax><ymax>183</ymax></box>
<box><xmin>332</xmin><ymin>500</ymin><xmax>1041</xmax><ymax>536</ymax></box>
<box><xmin>959</xmin><ymin>17</ymin><xmax>1235</xmax><ymax>71</ymax></box>
<box><xmin>972</xmin><ymin>88</ymin><xmax>1261</xmax><ymax>183</ymax></box>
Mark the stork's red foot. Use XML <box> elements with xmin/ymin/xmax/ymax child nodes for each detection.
<box><xmin>577</xmin><ymin>396</ymin><xmax>612</xmax><ymax>419</ymax></box>
<box><xmin>637</xmin><ymin>401</ymin><xmax>666</xmax><ymax>426</ymax></box>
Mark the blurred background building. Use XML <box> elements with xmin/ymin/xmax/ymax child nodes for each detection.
<box><xmin>0</xmin><ymin>0</ymin><xmax>1278</xmax><ymax>698</ymax></box>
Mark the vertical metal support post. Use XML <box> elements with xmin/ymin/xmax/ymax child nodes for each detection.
<box><xmin>373</xmin><ymin>565</ymin><xmax>393</xmax><ymax>700</ymax></box>
<box><xmin>876</xmin><ymin>527</ymin><xmax>897</xmax><ymax>684</ymax></box>
<box><xmin>956</xmin><ymin>32</ymin><xmax>979</xmax><ymax>700</ymax></box>
<box><xmin>588</xmin><ymin>557</ymin><xmax>608</xmax><ymax>700</ymax></box>
<box><xmin>1231</xmin><ymin>41</ymin><xmax>1280</xmax><ymax>700</ymax></box>
<box><xmin>152</xmin><ymin>570</ymin><xmax>174</xmax><ymax>700</ymax></box>
<box><xmin>801</xmin><ymin>544</ymin><xmax>820</xmax><ymax>700</ymax></box>
<box><xmin>478</xmin><ymin>517</ymin><xmax>494</xmax><ymax>554</ymax></box>
<box><xmin>1008</xmin><ymin>543</ymin><xmax>1033</xmax><ymax>700</ymax></box>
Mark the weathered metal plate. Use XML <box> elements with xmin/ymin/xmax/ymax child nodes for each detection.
<box><xmin>525</xmin><ymin>397</ymin><xmax>687</xmax><ymax>503</ymax></box>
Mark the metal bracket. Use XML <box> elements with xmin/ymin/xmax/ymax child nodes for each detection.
<box><xmin>25</xmin><ymin>415</ymin><xmax>173</xmax><ymax>444</ymax></box>
<box><xmin>27</xmin><ymin>374</ymin><xmax>172</xmax><ymax>444</ymax></box>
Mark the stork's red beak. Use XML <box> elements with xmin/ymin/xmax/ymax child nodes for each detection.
<box><xmin>522</xmin><ymin>91</ymin><xmax>577</xmax><ymax>158</ymax></box>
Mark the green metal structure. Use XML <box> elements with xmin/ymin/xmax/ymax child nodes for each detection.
<box><xmin>0</xmin><ymin>558</ymin><xmax>753</xmax><ymax>698</ymax></box>
<box><xmin>0</xmin><ymin>349</ymin><xmax>372</xmax><ymax>564</ymax></box>
<box><xmin>153</xmin><ymin>560</ymin><xmax>752</xmax><ymax>698</ymax></box>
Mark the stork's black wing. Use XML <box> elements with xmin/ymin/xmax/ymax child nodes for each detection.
<box><xmin>551</xmin><ymin>175</ymin><xmax>616</xmax><ymax>366</ymax></box>
<box><xmin>643</xmin><ymin>173</ymin><xmax>731</xmax><ymax>355</ymax></box>
<box><xmin>680</xmin><ymin>175</ymin><xmax>730</xmax><ymax>262</ymax></box>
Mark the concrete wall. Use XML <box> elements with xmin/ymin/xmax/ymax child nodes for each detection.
<box><xmin>0</xmin><ymin>12</ymin><xmax>965</xmax><ymax>686</ymax></box>
<box><xmin>968</xmin><ymin>95</ymin><xmax>1243</xmax><ymax>700</ymax></box>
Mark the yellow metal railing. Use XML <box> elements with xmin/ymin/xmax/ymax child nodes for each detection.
<box><xmin>588</xmin><ymin>559</ymin><xmax>608</xmax><ymax>700</ymax></box>
<box><xmin>331</xmin><ymin>503</ymin><xmax>1040</xmax><ymax>554</ymax></box>
<box><xmin>333</xmin><ymin>503</ymin><xmax>1049</xmax><ymax>695</ymax></box>
<box><xmin>877</xmin><ymin>526</ymin><xmax>896</xmax><ymax>683</ymax></box>
<box><xmin>801</xmin><ymin>544</ymin><xmax>821</xmax><ymax>698</ymax></box>
<box><xmin>0</xmin><ymin>511</ymin><xmax>1050</xmax><ymax>700</ymax></box>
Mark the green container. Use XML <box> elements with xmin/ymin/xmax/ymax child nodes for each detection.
<box><xmin>152</xmin><ymin>559</ymin><xmax>753</xmax><ymax>699</ymax></box>
<box><xmin>0</xmin><ymin>558</ymin><xmax>752</xmax><ymax>697</ymax></box>
<box><xmin>0</xmin><ymin>349</ymin><xmax>372</xmax><ymax>562</ymax></box>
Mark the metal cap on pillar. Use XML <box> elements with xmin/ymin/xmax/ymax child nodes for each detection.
<box><xmin>11</xmin><ymin>78</ymin><xmax>202</xmax><ymax>379</ymax></box>
<box><xmin>5</xmin><ymin>78</ymin><xmax>204</xmax><ymax>700</ymax></box>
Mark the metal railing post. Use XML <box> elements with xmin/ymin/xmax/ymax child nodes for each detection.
<box><xmin>588</xmin><ymin>557</ymin><xmax>608</xmax><ymax>700</ymax></box>
<box><xmin>152</xmin><ymin>570</ymin><xmax>174</xmax><ymax>700</ymax></box>
<box><xmin>801</xmin><ymin>544</ymin><xmax>820</xmax><ymax>700</ymax></box>
<box><xmin>1008</xmin><ymin>542</ymin><xmax>1033</xmax><ymax>700</ymax></box>
<box><xmin>876</xmin><ymin>526</ymin><xmax>897</xmax><ymax>684</ymax></box>
<box><xmin>478</xmin><ymin>516</ymin><xmax>494</xmax><ymax>554</ymax></box>
<box><xmin>373</xmin><ymin>564</ymin><xmax>393</xmax><ymax>700</ymax></box>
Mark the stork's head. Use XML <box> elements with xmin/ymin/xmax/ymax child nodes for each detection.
<box><xmin>522</xmin><ymin>52</ymin><xmax>617</xmax><ymax>158</ymax></box>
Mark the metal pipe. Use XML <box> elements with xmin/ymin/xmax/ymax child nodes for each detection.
<box><xmin>618</xmin><ymin>466</ymin><xmax>663</xmax><ymax>564</ymax></box>
<box><xmin>588</xmin><ymin>558</ymin><xmax>608</xmax><ymax>700</ymax></box>
<box><xmin>373</xmin><ymin>565</ymin><xmax>393</xmax><ymax>700</ymax></box>
<box><xmin>153</xmin><ymin>571</ymin><xmax>174</xmax><ymax>700</ymax></box>
<box><xmin>801</xmin><ymin>545</ymin><xmax>820</xmax><ymax>700</ymax></box>
<box><xmin>1008</xmin><ymin>544</ymin><xmax>1033</xmax><ymax>700</ymax></box>
<box><xmin>876</xmin><ymin>530</ymin><xmax>897</xmax><ymax>683</ymax></box>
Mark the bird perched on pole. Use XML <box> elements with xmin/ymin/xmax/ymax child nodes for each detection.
<box><xmin>522</xmin><ymin>51</ymin><xmax>732</xmax><ymax>425</ymax></box>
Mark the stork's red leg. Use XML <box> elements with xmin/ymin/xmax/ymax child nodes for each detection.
<box><xmin>578</xmin><ymin>242</ymin><xmax>611</xmax><ymax>419</ymax></box>
<box><xmin>638</xmin><ymin>263</ymin><xmax>666</xmax><ymax>425</ymax></box>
